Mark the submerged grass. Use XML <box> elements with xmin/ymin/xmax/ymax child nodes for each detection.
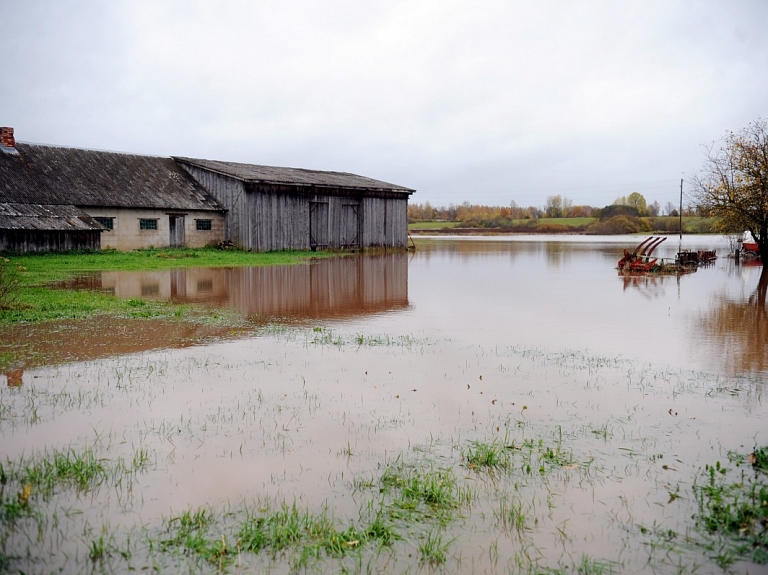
<box><xmin>2</xmin><ymin>329</ymin><xmax>767</xmax><ymax>573</ymax></box>
<box><xmin>691</xmin><ymin>448</ymin><xmax>768</xmax><ymax>567</ymax></box>
<box><xmin>463</xmin><ymin>439</ymin><xmax>512</xmax><ymax>472</ymax></box>
<box><xmin>641</xmin><ymin>446</ymin><xmax>768</xmax><ymax>569</ymax></box>
<box><xmin>308</xmin><ymin>327</ymin><xmax>431</xmax><ymax>348</ymax></box>
<box><xmin>153</xmin><ymin>459</ymin><xmax>464</xmax><ymax>572</ymax></box>
<box><xmin>0</xmin><ymin>445</ymin><xmax>152</xmax><ymax>517</ymax></box>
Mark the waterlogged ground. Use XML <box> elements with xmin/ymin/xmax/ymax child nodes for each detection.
<box><xmin>1</xmin><ymin>237</ymin><xmax>767</xmax><ymax>574</ymax></box>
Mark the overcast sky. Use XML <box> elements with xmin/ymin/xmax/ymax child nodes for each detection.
<box><xmin>2</xmin><ymin>1</ymin><xmax>767</xmax><ymax>209</ymax></box>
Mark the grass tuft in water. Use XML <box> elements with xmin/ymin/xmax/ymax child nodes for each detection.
<box><xmin>381</xmin><ymin>464</ymin><xmax>463</xmax><ymax>520</ymax></box>
<box><xmin>577</xmin><ymin>555</ymin><xmax>620</xmax><ymax>574</ymax></box>
<box><xmin>159</xmin><ymin>508</ymin><xmax>234</xmax><ymax>567</ymax></box>
<box><xmin>0</xmin><ymin>445</ymin><xmax>153</xmax><ymax>523</ymax></box>
<box><xmin>463</xmin><ymin>440</ymin><xmax>511</xmax><ymax>472</ymax></box>
<box><xmin>18</xmin><ymin>447</ymin><xmax>109</xmax><ymax>493</ymax></box>
<box><xmin>750</xmin><ymin>446</ymin><xmax>768</xmax><ymax>472</ymax></box>
<box><xmin>418</xmin><ymin>528</ymin><xmax>452</xmax><ymax>565</ymax></box>
<box><xmin>493</xmin><ymin>492</ymin><xmax>531</xmax><ymax>534</ymax></box>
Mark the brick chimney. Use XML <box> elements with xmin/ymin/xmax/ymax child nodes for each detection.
<box><xmin>0</xmin><ymin>127</ymin><xmax>15</xmax><ymax>148</ymax></box>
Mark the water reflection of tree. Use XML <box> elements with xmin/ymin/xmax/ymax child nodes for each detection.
<box><xmin>697</xmin><ymin>267</ymin><xmax>768</xmax><ymax>374</ymax></box>
<box><xmin>544</xmin><ymin>241</ymin><xmax>569</xmax><ymax>267</ymax></box>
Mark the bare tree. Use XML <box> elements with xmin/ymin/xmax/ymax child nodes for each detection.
<box><xmin>691</xmin><ymin>118</ymin><xmax>768</xmax><ymax>267</ymax></box>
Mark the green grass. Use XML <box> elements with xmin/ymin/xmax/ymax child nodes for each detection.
<box><xmin>418</xmin><ymin>528</ymin><xmax>452</xmax><ymax>564</ymax></box>
<box><xmin>0</xmin><ymin>247</ymin><xmax>333</xmax><ymax>325</ymax></box>
<box><xmin>691</xmin><ymin>451</ymin><xmax>768</xmax><ymax>566</ymax></box>
<box><xmin>151</xmin><ymin>454</ymin><xmax>468</xmax><ymax>572</ymax></box>
<box><xmin>150</xmin><ymin>459</ymin><xmax>464</xmax><ymax>571</ymax></box>
<box><xmin>751</xmin><ymin>446</ymin><xmax>768</xmax><ymax>471</ymax></box>
<box><xmin>463</xmin><ymin>440</ymin><xmax>511</xmax><ymax>471</ymax></box>
<box><xmin>641</xmin><ymin>446</ymin><xmax>768</xmax><ymax>569</ymax></box>
<box><xmin>577</xmin><ymin>555</ymin><xmax>620</xmax><ymax>574</ymax></box>
<box><xmin>3</xmin><ymin>445</ymin><xmax>151</xmax><ymax>494</ymax></box>
<box><xmin>380</xmin><ymin>464</ymin><xmax>464</xmax><ymax>517</ymax></box>
<box><xmin>157</xmin><ymin>496</ymin><xmax>401</xmax><ymax>570</ymax></box>
<box><xmin>0</xmin><ymin>445</ymin><xmax>152</xmax><ymax>530</ymax></box>
<box><xmin>7</xmin><ymin>247</ymin><xmax>332</xmax><ymax>285</ymax></box>
<box><xmin>408</xmin><ymin>221</ymin><xmax>461</xmax><ymax>230</ymax></box>
<box><xmin>235</xmin><ymin>502</ymin><xmax>397</xmax><ymax>559</ymax></box>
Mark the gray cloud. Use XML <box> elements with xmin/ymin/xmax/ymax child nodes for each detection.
<box><xmin>2</xmin><ymin>0</ymin><xmax>767</xmax><ymax>208</ymax></box>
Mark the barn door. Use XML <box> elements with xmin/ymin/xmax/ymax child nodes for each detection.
<box><xmin>169</xmin><ymin>215</ymin><xmax>185</xmax><ymax>247</ymax></box>
<box><xmin>309</xmin><ymin>202</ymin><xmax>329</xmax><ymax>251</ymax></box>
<box><xmin>341</xmin><ymin>204</ymin><xmax>360</xmax><ymax>248</ymax></box>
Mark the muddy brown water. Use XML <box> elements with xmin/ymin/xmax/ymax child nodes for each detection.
<box><xmin>1</xmin><ymin>236</ymin><xmax>766</xmax><ymax>574</ymax></box>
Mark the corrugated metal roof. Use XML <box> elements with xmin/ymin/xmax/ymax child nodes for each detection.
<box><xmin>0</xmin><ymin>144</ymin><xmax>224</xmax><ymax>211</ymax></box>
<box><xmin>175</xmin><ymin>157</ymin><xmax>415</xmax><ymax>193</ymax></box>
<box><xmin>0</xmin><ymin>203</ymin><xmax>105</xmax><ymax>231</ymax></box>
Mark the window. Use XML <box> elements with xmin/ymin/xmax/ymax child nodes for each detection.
<box><xmin>139</xmin><ymin>219</ymin><xmax>158</xmax><ymax>230</ymax></box>
<box><xmin>94</xmin><ymin>217</ymin><xmax>114</xmax><ymax>230</ymax></box>
<box><xmin>196</xmin><ymin>219</ymin><xmax>212</xmax><ymax>231</ymax></box>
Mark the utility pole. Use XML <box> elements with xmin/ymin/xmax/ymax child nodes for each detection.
<box><xmin>679</xmin><ymin>178</ymin><xmax>683</xmax><ymax>241</ymax></box>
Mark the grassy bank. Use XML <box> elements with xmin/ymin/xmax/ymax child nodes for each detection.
<box><xmin>409</xmin><ymin>216</ymin><xmax>715</xmax><ymax>234</ymax></box>
<box><xmin>0</xmin><ymin>247</ymin><xmax>331</xmax><ymax>325</ymax></box>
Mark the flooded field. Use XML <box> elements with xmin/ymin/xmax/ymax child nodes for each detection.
<box><xmin>1</xmin><ymin>236</ymin><xmax>767</xmax><ymax>574</ymax></box>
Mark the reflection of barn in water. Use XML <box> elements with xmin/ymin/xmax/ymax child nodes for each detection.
<box><xmin>97</xmin><ymin>253</ymin><xmax>409</xmax><ymax>322</ymax></box>
<box><xmin>4</xmin><ymin>254</ymin><xmax>410</xmax><ymax>377</ymax></box>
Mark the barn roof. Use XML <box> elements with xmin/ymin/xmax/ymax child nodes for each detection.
<box><xmin>0</xmin><ymin>143</ymin><xmax>224</xmax><ymax>211</ymax></box>
<box><xmin>0</xmin><ymin>203</ymin><xmax>105</xmax><ymax>231</ymax></box>
<box><xmin>175</xmin><ymin>157</ymin><xmax>415</xmax><ymax>194</ymax></box>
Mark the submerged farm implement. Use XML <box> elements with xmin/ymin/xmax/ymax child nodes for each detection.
<box><xmin>617</xmin><ymin>236</ymin><xmax>667</xmax><ymax>272</ymax></box>
<box><xmin>618</xmin><ymin>236</ymin><xmax>717</xmax><ymax>274</ymax></box>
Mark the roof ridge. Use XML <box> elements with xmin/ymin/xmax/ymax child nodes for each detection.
<box><xmin>18</xmin><ymin>141</ymin><xmax>167</xmax><ymax>159</ymax></box>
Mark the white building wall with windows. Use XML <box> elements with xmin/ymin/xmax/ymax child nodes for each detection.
<box><xmin>84</xmin><ymin>208</ymin><xmax>225</xmax><ymax>250</ymax></box>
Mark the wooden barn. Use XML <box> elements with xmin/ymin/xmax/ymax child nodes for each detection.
<box><xmin>175</xmin><ymin>157</ymin><xmax>415</xmax><ymax>251</ymax></box>
<box><xmin>1</xmin><ymin>126</ymin><xmax>415</xmax><ymax>253</ymax></box>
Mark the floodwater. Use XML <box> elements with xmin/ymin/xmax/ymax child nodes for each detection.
<box><xmin>1</xmin><ymin>236</ymin><xmax>767</xmax><ymax>574</ymax></box>
<box><xmin>31</xmin><ymin>235</ymin><xmax>767</xmax><ymax>376</ymax></box>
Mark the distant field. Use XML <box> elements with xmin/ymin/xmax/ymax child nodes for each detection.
<box><xmin>409</xmin><ymin>218</ymin><xmax>594</xmax><ymax>231</ymax></box>
<box><xmin>409</xmin><ymin>217</ymin><xmax>715</xmax><ymax>233</ymax></box>
<box><xmin>408</xmin><ymin>221</ymin><xmax>462</xmax><ymax>230</ymax></box>
<box><xmin>518</xmin><ymin>217</ymin><xmax>595</xmax><ymax>227</ymax></box>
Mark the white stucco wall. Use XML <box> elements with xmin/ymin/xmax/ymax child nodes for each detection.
<box><xmin>84</xmin><ymin>208</ymin><xmax>225</xmax><ymax>250</ymax></box>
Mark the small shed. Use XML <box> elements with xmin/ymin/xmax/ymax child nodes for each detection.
<box><xmin>1</xmin><ymin>129</ymin><xmax>106</xmax><ymax>251</ymax></box>
<box><xmin>175</xmin><ymin>157</ymin><xmax>415</xmax><ymax>252</ymax></box>
<box><xmin>0</xmin><ymin>202</ymin><xmax>104</xmax><ymax>252</ymax></box>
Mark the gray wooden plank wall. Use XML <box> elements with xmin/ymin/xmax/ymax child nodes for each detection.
<box><xmin>180</xmin><ymin>166</ymin><xmax>249</xmax><ymax>248</ymax></box>
<box><xmin>0</xmin><ymin>230</ymin><xmax>101</xmax><ymax>252</ymax></box>
<box><xmin>361</xmin><ymin>197</ymin><xmax>408</xmax><ymax>248</ymax></box>
<box><xmin>178</xmin><ymin>165</ymin><xmax>410</xmax><ymax>251</ymax></box>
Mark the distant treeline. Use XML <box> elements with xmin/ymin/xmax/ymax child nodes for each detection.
<box><xmin>409</xmin><ymin>195</ymin><xmax>713</xmax><ymax>234</ymax></box>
